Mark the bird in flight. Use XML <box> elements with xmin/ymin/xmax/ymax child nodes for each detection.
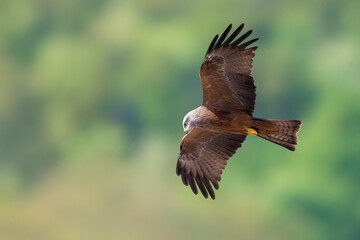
<box><xmin>176</xmin><ymin>23</ymin><xmax>302</xmax><ymax>199</ymax></box>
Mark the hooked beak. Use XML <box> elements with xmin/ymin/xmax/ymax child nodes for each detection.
<box><xmin>184</xmin><ymin>126</ymin><xmax>189</xmax><ymax>134</ymax></box>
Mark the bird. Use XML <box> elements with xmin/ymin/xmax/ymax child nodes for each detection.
<box><xmin>176</xmin><ymin>23</ymin><xmax>302</xmax><ymax>200</ymax></box>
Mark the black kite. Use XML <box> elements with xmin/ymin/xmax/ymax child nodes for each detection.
<box><xmin>176</xmin><ymin>24</ymin><xmax>302</xmax><ymax>199</ymax></box>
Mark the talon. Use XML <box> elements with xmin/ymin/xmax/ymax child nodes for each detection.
<box><xmin>245</xmin><ymin>127</ymin><xmax>257</xmax><ymax>136</ymax></box>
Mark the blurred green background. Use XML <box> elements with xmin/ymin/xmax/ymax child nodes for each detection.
<box><xmin>1</xmin><ymin>0</ymin><xmax>360</xmax><ymax>239</ymax></box>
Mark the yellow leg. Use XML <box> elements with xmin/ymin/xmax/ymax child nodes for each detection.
<box><xmin>245</xmin><ymin>127</ymin><xmax>258</xmax><ymax>136</ymax></box>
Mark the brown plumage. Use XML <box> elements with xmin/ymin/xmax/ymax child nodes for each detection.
<box><xmin>177</xmin><ymin>24</ymin><xmax>302</xmax><ymax>199</ymax></box>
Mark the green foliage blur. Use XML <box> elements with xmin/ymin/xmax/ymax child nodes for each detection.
<box><xmin>1</xmin><ymin>0</ymin><xmax>359</xmax><ymax>239</ymax></box>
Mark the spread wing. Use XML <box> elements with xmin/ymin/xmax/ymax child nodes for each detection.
<box><xmin>200</xmin><ymin>24</ymin><xmax>258</xmax><ymax>115</ymax></box>
<box><xmin>176</xmin><ymin>128</ymin><xmax>246</xmax><ymax>199</ymax></box>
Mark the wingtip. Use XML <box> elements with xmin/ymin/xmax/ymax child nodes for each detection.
<box><xmin>214</xmin><ymin>25</ymin><xmax>233</xmax><ymax>49</ymax></box>
<box><xmin>238</xmin><ymin>37</ymin><xmax>259</xmax><ymax>50</ymax></box>
<box><xmin>187</xmin><ymin>175</ymin><xmax>199</xmax><ymax>195</ymax></box>
<box><xmin>176</xmin><ymin>161</ymin><xmax>181</xmax><ymax>176</ymax></box>
<box><xmin>206</xmin><ymin>34</ymin><xmax>219</xmax><ymax>55</ymax></box>
<box><xmin>231</xmin><ymin>29</ymin><xmax>253</xmax><ymax>47</ymax></box>
<box><xmin>206</xmin><ymin>23</ymin><xmax>258</xmax><ymax>55</ymax></box>
<box><xmin>195</xmin><ymin>177</ymin><xmax>209</xmax><ymax>199</ymax></box>
<box><xmin>211</xmin><ymin>180</ymin><xmax>219</xmax><ymax>190</ymax></box>
<box><xmin>223</xmin><ymin>23</ymin><xmax>245</xmax><ymax>46</ymax></box>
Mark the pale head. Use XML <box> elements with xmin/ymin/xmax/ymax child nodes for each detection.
<box><xmin>182</xmin><ymin>109</ymin><xmax>197</xmax><ymax>134</ymax></box>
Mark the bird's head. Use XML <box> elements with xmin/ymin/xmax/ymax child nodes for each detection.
<box><xmin>182</xmin><ymin>110</ymin><xmax>196</xmax><ymax>134</ymax></box>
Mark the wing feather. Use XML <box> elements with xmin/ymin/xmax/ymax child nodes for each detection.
<box><xmin>231</xmin><ymin>29</ymin><xmax>253</xmax><ymax>46</ymax></box>
<box><xmin>223</xmin><ymin>24</ymin><xmax>244</xmax><ymax>45</ymax></box>
<box><xmin>238</xmin><ymin>38</ymin><xmax>259</xmax><ymax>50</ymax></box>
<box><xmin>206</xmin><ymin>35</ymin><xmax>219</xmax><ymax>56</ymax></box>
<box><xmin>214</xmin><ymin>24</ymin><xmax>232</xmax><ymax>49</ymax></box>
<box><xmin>176</xmin><ymin>128</ymin><xmax>246</xmax><ymax>199</ymax></box>
<box><xmin>195</xmin><ymin>176</ymin><xmax>208</xmax><ymax>198</ymax></box>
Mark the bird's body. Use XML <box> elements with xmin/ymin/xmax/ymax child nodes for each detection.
<box><xmin>184</xmin><ymin>106</ymin><xmax>253</xmax><ymax>135</ymax></box>
<box><xmin>177</xmin><ymin>24</ymin><xmax>302</xmax><ymax>199</ymax></box>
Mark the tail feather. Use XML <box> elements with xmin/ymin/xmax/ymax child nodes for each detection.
<box><xmin>253</xmin><ymin>119</ymin><xmax>302</xmax><ymax>151</ymax></box>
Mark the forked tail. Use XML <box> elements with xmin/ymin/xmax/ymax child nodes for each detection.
<box><xmin>252</xmin><ymin>118</ymin><xmax>302</xmax><ymax>151</ymax></box>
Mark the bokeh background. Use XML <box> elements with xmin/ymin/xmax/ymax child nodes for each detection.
<box><xmin>1</xmin><ymin>0</ymin><xmax>360</xmax><ymax>239</ymax></box>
